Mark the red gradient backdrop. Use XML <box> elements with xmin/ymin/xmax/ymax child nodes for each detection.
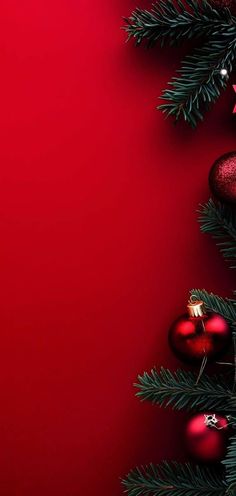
<box><xmin>0</xmin><ymin>1</ymin><xmax>235</xmax><ymax>495</ymax></box>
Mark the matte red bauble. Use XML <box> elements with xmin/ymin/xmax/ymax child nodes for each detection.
<box><xmin>209</xmin><ymin>151</ymin><xmax>236</xmax><ymax>204</ymax></box>
<box><xmin>168</xmin><ymin>298</ymin><xmax>231</xmax><ymax>363</ymax></box>
<box><xmin>185</xmin><ymin>413</ymin><xmax>228</xmax><ymax>463</ymax></box>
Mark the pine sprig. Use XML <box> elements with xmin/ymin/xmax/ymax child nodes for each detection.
<box><xmin>198</xmin><ymin>199</ymin><xmax>236</xmax><ymax>268</ymax></box>
<box><xmin>158</xmin><ymin>28</ymin><xmax>236</xmax><ymax>126</ymax></box>
<box><xmin>223</xmin><ymin>434</ymin><xmax>236</xmax><ymax>493</ymax></box>
<box><xmin>190</xmin><ymin>288</ymin><xmax>236</xmax><ymax>333</ymax></box>
<box><xmin>124</xmin><ymin>0</ymin><xmax>236</xmax><ymax>125</ymax></box>
<box><xmin>124</xmin><ymin>0</ymin><xmax>233</xmax><ymax>47</ymax></box>
<box><xmin>135</xmin><ymin>367</ymin><xmax>235</xmax><ymax>412</ymax></box>
<box><xmin>122</xmin><ymin>462</ymin><xmax>226</xmax><ymax>496</ymax></box>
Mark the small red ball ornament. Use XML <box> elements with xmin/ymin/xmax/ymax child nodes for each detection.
<box><xmin>209</xmin><ymin>151</ymin><xmax>236</xmax><ymax>204</ymax></box>
<box><xmin>168</xmin><ymin>297</ymin><xmax>231</xmax><ymax>363</ymax></box>
<box><xmin>185</xmin><ymin>413</ymin><xmax>229</xmax><ymax>463</ymax></box>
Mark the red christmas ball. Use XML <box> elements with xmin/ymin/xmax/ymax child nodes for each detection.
<box><xmin>210</xmin><ymin>0</ymin><xmax>236</xmax><ymax>13</ymax></box>
<box><xmin>185</xmin><ymin>413</ymin><xmax>228</xmax><ymax>463</ymax></box>
<box><xmin>209</xmin><ymin>152</ymin><xmax>236</xmax><ymax>204</ymax></box>
<box><xmin>210</xmin><ymin>0</ymin><xmax>233</xmax><ymax>7</ymax></box>
<box><xmin>168</xmin><ymin>299</ymin><xmax>231</xmax><ymax>363</ymax></box>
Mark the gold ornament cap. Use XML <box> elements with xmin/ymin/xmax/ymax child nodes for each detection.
<box><xmin>187</xmin><ymin>295</ymin><xmax>206</xmax><ymax>318</ymax></box>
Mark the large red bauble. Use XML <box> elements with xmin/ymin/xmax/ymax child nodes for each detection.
<box><xmin>168</xmin><ymin>312</ymin><xmax>231</xmax><ymax>363</ymax></box>
<box><xmin>209</xmin><ymin>151</ymin><xmax>236</xmax><ymax>204</ymax></box>
<box><xmin>185</xmin><ymin>413</ymin><xmax>228</xmax><ymax>463</ymax></box>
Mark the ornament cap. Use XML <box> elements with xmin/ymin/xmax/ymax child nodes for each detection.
<box><xmin>187</xmin><ymin>296</ymin><xmax>206</xmax><ymax>318</ymax></box>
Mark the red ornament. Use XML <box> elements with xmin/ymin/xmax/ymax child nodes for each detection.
<box><xmin>210</xmin><ymin>0</ymin><xmax>233</xmax><ymax>7</ymax></box>
<box><xmin>209</xmin><ymin>151</ymin><xmax>236</xmax><ymax>204</ymax></box>
<box><xmin>185</xmin><ymin>413</ymin><xmax>229</xmax><ymax>462</ymax></box>
<box><xmin>210</xmin><ymin>0</ymin><xmax>236</xmax><ymax>12</ymax></box>
<box><xmin>168</xmin><ymin>297</ymin><xmax>231</xmax><ymax>363</ymax></box>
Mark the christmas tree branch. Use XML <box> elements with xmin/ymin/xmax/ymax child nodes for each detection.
<box><xmin>158</xmin><ymin>28</ymin><xmax>236</xmax><ymax>126</ymax></box>
<box><xmin>135</xmin><ymin>367</ymin><xmax>235</xmax><ymax>412</ymax></box>
<box><xmin>124</xmin><ymin>0</ymin><xmax>233</xmax><ymax>48</ymax></box>
<box><xmin>122</xmin><ymin>462</ymin><xmax>226</xmax><ymax>496</ymax></box>
<box><xmin>190</xmin><ymin>289</ymin><xmax>236</xmax><ymax>333</ymax></box>
<box><xmin>223</xmin><ymin>434</ymin><xmax>236</xmax><ymax>494</ymax></box>
<box><xmin>198</xmin><ymin>199</ymin><xmax>236</xmax><ymax>268</ymax></box>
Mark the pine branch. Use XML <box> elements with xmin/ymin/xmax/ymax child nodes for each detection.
<box><xmin>135</xmin><ymin>367</ymin><xmax>235</xmax><ymax>412</ymax></box>
<box><xmin>124</xmin><ymin>0</ymin><xmax>233</xmax><ymax>47</ymax></box>
<box><xmin>190</xmin><ymin>289</ymin><xmax>236</xmax><ymax>333</ymax></box>
<box><xmin>223</xmin><ymin>434</ymin><xmax>236</xmax><ymax>494</ymax></box>
<box><xmin>122</xmin><ymin>462</ymin><xmax>226</xmax><ymax>496</ymax></box>
<box><xmin>198</xmin><ymin>199</ymin><xmax>236</xmax><ymax>268</ymax></box>
<box><xmin>158</xmin><ymin>27</ymin><xmax>236</xmax><ymax>127</ymax></box>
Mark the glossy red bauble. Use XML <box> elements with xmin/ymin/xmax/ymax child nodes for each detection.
<box><xmin>185</xmin><ymin>413</ymin><xmax>228</xmax><ymax>462</ymax></box>
<box><xmin>210</xmin><ymin>0</ymin><xmax>236</xmax><ymax>13</ymax></box>
<box><xmin>210</xmin><ymin>0</ymin><xmax>234</xmax><ymax>8</ymax></box>
<box><xmin>168</xmin><ymin>312</ymin><xmax>231</xmax><ymax>363</ymax></box>
<box><xmin>209</xmin><ymin>152</ymin><xmax>236</xmax><ymax>204</ymax></box>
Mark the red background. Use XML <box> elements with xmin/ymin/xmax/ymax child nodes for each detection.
<box><xmin>0</xmin><ymin>1</ymin><xmax>235</xmax><ymax>495</ymax></box>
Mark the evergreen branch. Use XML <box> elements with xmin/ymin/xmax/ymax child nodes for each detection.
<box><xmin>122</xmin><ymin>462</ymin><xmax>226</xmax><ymax>496</ymax></box>
<box><xmin>135</xmin><ymin>367</ymin><xmax>235</xmax><ymax>412</ymax></box>
<box><xmin>223</xmin><ymin>434</ymin><xmax>236</xmax><ymax>494</ymax></box>
<box><xmin>198</xmin><ymin>199</ymin><xmax>236</xmax><ymax>268</ymax></box>
<box><xmin>124</xmin><ymin>0</ymin><xmax>233</xmax><ymax>47</ymax></box>
<box><xmin>190</xmin><ymin>289</ymin><xmax>236</xmax><ymax>333</ymax></box>
<box><xmin>158</xmin><ymin>27</ymin><xmax>236</xmax><ymax>127</ymax></box>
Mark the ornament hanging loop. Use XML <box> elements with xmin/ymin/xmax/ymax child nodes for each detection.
<box><xmin>189</xmin><ymin>294</ymin><xmax>199</xmax><ymax>303</ymax></box>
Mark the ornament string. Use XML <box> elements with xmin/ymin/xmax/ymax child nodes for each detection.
<box><xmin>232</xmin><ymin>333</ymin><xmax>236</xmax><ymax>393</ymax></box>
<box><xmin>195</xmin><ymin>355</ymin><xmax>208</xmax><ymax>385</ymax></box>
<box><xmin>195</xmin><ymin>315</ymin><xmax>207</xmax><ymax>385</ymax></box>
